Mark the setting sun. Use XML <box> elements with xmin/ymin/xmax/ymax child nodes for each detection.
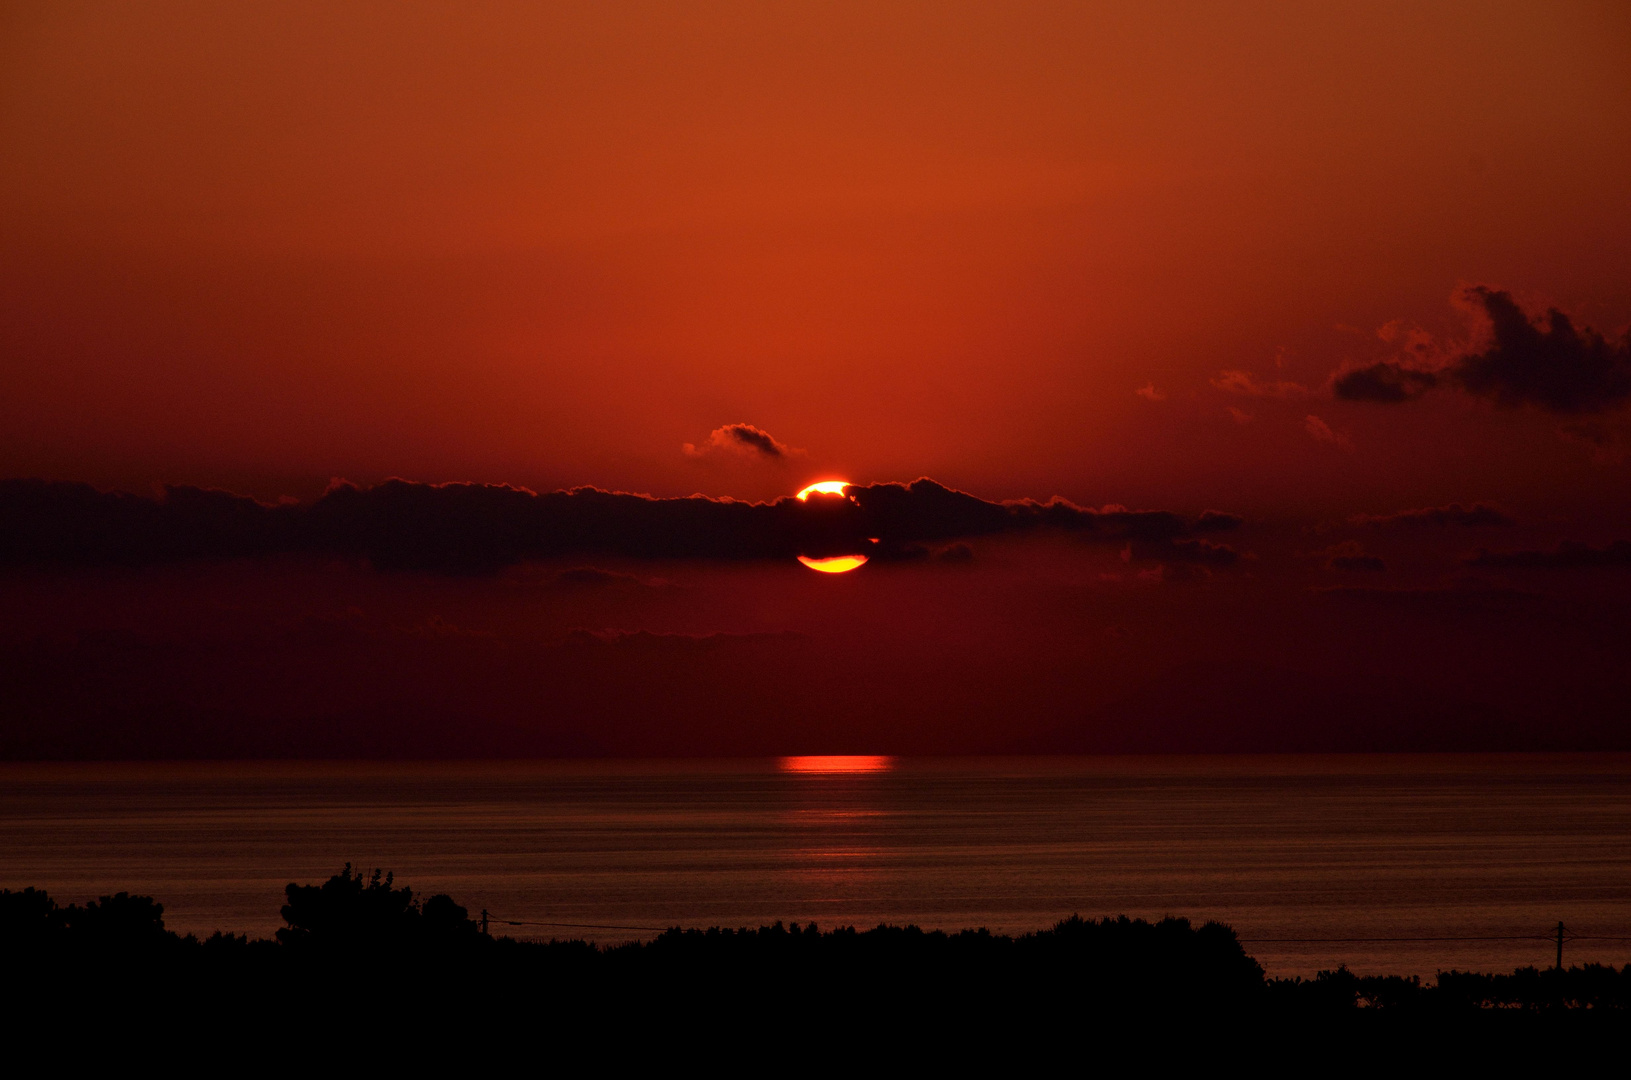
<box><xmin>795</xmin><ymin>481</ymin><xmax>867</xmax><ymax>572</ymax></box>
<box><xmin>796</xmin><ymin>481</ymin><xmax>850</xmax><ymax>501</ymax></box>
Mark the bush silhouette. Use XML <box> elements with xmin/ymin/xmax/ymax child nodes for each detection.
<box><xmin>276</xmin><ymin>864</ymin><xmax>479</xmax><ymax>956</ymax></box>
<box><xmin>0</xmin><ymin>886</ymin><xmax>65</xmax><ymax>954</ymax></box>
<box><xmin>65</xmin><ymin>891</ymin><xmax>171</xmax><ymax>951</ymax></box>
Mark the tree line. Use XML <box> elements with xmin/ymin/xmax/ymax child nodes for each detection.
<box><xmin>3</xmin><ymin>866</ymin><xmax>1625</xmax><ymax>1018</ymax></box>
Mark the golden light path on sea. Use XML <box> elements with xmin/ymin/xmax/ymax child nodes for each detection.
<box><xmin>778</xmin><ymin>755</ymin><xmax>895</xmax><ymax>773</ymax></box>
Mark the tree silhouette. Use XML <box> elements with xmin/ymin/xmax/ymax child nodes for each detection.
<box><xmin>276</xmin><ymin>864</ymin><xmax>479</xmax><ymax>956</ymax></box>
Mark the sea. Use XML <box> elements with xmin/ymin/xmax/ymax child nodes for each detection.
<box><xmin>3</xmin><ymin>754</ymin><xmax>1629</xmax><ymax>978</ymax></box>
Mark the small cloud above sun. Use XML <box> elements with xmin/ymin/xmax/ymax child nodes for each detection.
<box><xmin>684</xmin><ymin>423</ymin><xmax>798</xmax><ymax>461</ymax></box>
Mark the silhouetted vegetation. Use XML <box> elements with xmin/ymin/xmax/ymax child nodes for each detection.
<box><xmin>275</xmin><ymin>865</ymin><xmax>482</xmax><ymax>957</ymax></box>
<box><xmin>4</xmin><ymin>868</ymin><xmax>1627</xmax><ymax>1032</ymax></box>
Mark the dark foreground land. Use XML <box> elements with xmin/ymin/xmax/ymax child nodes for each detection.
<box><xmin>4</xmin><ymin>867</ymin><xmax>1626</xmax><ymax>1056</ymax></box>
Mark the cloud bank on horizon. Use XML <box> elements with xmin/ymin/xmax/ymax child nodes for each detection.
<box><xmin>0</xmin><ymin>476</ymin><xmax>1242</xmax><ymax>574</ymax></box>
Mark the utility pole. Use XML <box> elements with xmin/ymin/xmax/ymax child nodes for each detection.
<box><xmin>481</xmin><ymin>908</ymin><xmax>490</xmax><ymax>936</ymax></box>
<box><xmin>1555</xmin><ymin>921</ymin><xmax>1565</xmax><ymax>970</ymax></box>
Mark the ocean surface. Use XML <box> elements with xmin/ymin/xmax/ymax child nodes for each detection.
<box><xmin>3</xmin><ymin>754</ymin><xmax>1629</xmax><ymax>977</ymax></box>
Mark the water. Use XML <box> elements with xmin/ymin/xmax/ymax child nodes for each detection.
<box><xmin>3</xmin><ymin>755</ymin><xmax>1629</xmax><ymax>977</ymax></box>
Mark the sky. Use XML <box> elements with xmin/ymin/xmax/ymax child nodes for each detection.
<box><xmin>2</xmin><ymin>2</ymin><xmax>1629</xmax><ymax>756</ymax></box>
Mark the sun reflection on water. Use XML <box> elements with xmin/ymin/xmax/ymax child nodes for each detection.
<box><xmin>778</xmin><ymin>755</ymin><xmax>895</xmax><ymax>774</ymax></box>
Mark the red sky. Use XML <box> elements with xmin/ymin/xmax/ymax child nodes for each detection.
<box><xmin>2</xmin><ymin>3</ymin><xmax>1629</xmax><ymax>756</ymax></box>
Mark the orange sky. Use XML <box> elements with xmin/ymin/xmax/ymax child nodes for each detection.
<box><xmin>3</xmin><ymin>4</ymin><xmax>1631</xmax><ymax>758</ymax></box>
<box><xmin>4</xmin><ymin>2</ymin><xmax>1628</xmax><ymax>516</ymax></box>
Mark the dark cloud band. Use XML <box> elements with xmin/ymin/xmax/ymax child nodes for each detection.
<box><xmin>1466</xmin><ymin>540</ymin><xmax>1631</xmax><ymax>570</ymax></box>
<box><xmin>1350</xmin><ymin>503</ymin><xmax>1516</xmax><ymax>528</ymax></box>
<box><xmin>0</xmin><ymin>477</ymin><xmax>1242</xmax><ymax>574</ymax></box>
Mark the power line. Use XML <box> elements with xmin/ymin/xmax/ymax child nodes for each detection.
<box><xmin>1242</xmin><ymin>932</ymin><xmax>1631</xmax><ymax>944</ymax></box>
<box><xmin>506</xmin><ymin>920</ymin><xmax>672</xmax><ymax>932</ymax></box>
<box><xmin>480</xmin><ymin>911</ymin><xmax>669</xmax><ymax>933</ymax></box>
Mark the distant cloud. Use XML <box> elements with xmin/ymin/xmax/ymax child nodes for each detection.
<box><xmin>871</xmin><ymin>540</ymin><xmax>980</xmax><ymax>564</ymax></box>
<box><xmin>683</xmin><ymin>423</ymin><xmax>792</xmax><ymax>459</ymax></box>
<box><xmin>1350</xmin><ymin>503</ymin><xmax>1516</xmax><ymax>528</ymax></box>
<box><xmin>1317</xmin><ymin>539</ymin><xmax>1384</xmax><ymax>572</ymax></box>
<box><xmin>1558</xmin><ymin>420</ymin><xmax>1630</xmax><ymax>465</ymax></box>
<box><xmin>1331</xmin><ymin>362</ymin><xmax>1440</xmax><ymax>403</ymax></box>
<box><xmin>1227</xmin><ymin>407</ymin><xmax>1254</xmax><ymax>425</ymax></box>
<box><xmin>1303</xmin><ymin>414</ymin><xmax>1350</xmax><ymax>448</ymax></box>
<box><xmin>1211</xmin><ymin>370</ymin><xmax>1311</xmax><ymax>399</ymax></box>
<box><xmin>1146</xmin><ymin>538</ymin><xmax>1241</xmax><ymax>567</ymax></box>
<box><xmin>564</xmin><ymin>628</ymin><xmax>802</xmax><ymax>649</ymax></box>
<box><xmin>1135</xmin><ymin>383</ymin><xmax>1166</xmax><ymax>402</ymax></box>
<box><xmin>1193</xmin><ymin>510</ymin><xmax>1245</xmax><ymax>533</ymax></box>
<box><xmin>1466</xmin><ymin>540</ymin><xmax>1631</xmax><ymax>569</ymax></box>
<box><xmin>555</xmin><ymin>566</ymin><xmax>657</xmax><ymax>588</ymax></box>
<box><xmin>0</xmin><ymin>476</ymin><xmax>1245</xmax><ymax>574</ymax></box>
<box><xmin>1310</xmin><ymin>584</ymin><xmax>1542</xmax><ymax>612</ymax></box>
<box><xmin>1332</xmin><ymin>287</ymin><xmax>1631</xmax><ymax>414</ymax></box>
<box><xmin>1457</xmin><ymin>287</ymin><xmax>1631</xmax><ymax>413</ymax></box>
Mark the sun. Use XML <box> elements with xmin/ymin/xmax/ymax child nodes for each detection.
<box><xmin>796</xmin><ymin>480</ymin><xmax>850</xmax><ymax>501</ymax></box>
<box><xmin>794</xmin><ymin>480</ymin><xmax>868</xmax><ymax>573</ymax></box>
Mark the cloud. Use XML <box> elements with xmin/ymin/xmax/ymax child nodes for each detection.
<box><xmin>1552</xmin><ymin>420</ymin><xmax>1631</xmax><ymax>463</ymax></box>
<box><xmin>1557</xmin><ymin>419</ymin><xmax>1630</xmax><ymax>465</ymax></box>
<box><xmin>0</xmin><ymin>480</ymin><xmax>298</xmax><ymax>566</ymax></box>
<box><xmin>1211</xmin><ymin>370</ymin><xmax>1311</xmax><ymax>399</ymax></box>
<box><xmin>1465</xmin><ymin>540</ymin><xmax>1631</xmax><ymax>569</ymax></box>
<box><xmin>0</xmin><ymin>476</ymin><xmax>1244</xmax><ymax>574</ymax></box>
<box><xmin>1350</xmin><ymin>503</ymin><xmax>1516</xmax><ymax>528</ymax></box>
<box><xmin>1134</xmin><ymin>383</ymin><xmax>1166</xmax><ymax>402</ymax></box>
<box><xmin>399</xmin><ymin>615</ymin><xmax>494</xmax><ymax>641</ymax></box>
<box><xmin>1303</xmin><ymin>414</ymin><xmax>1350</xmax><ymax>448</ymax></box>
<box><xmin>1148</xmin><ymin>539</ymin><xmax>1241</xmax><ymax>567</ymax></box>
<box><xmin>563</xmin><ymin>629</ymin><xmax>802</xmax><ymax>650</ymax></box>
<box><xmin>876</xmin><ymin>540</ymin><xmax>980</xmax><ymax>564</ymax></box>
<box><xmin>1331</xmin><ymin>362</ymin><xmax>1440</xmax><ymax>403</ymax></box>
<box><xmin>1456</xmin><ymin>287</ymin><xmax>1631</xmax><ymax>413</ymax></box>
<box><xmin>1316</xmin><ymin>539</ymin><xmax>1385</xmax><ymax>572</ymax></box>
<box><xmin>1332</xmin><ymin>287</ymin><xmax>1631</xmax><ymax>413</ymax></box>
<box><xmin>1193</xmin><ymin>510</ymin><xmax>1244</xmax><ymax>533</ymax></box>
<box><xmin>1309</xmin><ymin>584</ymin><xmax>1543</xmax><ymax>612</ymax></box>
<box><xmin>683</xmin><ymin>423</ymin><xmax>792</xmax><ymax>459</ymax></box>
<box><xmin>555</xmin><ymin>566</ymin><xmax>654</xmax><ymax>588</ymax></box>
